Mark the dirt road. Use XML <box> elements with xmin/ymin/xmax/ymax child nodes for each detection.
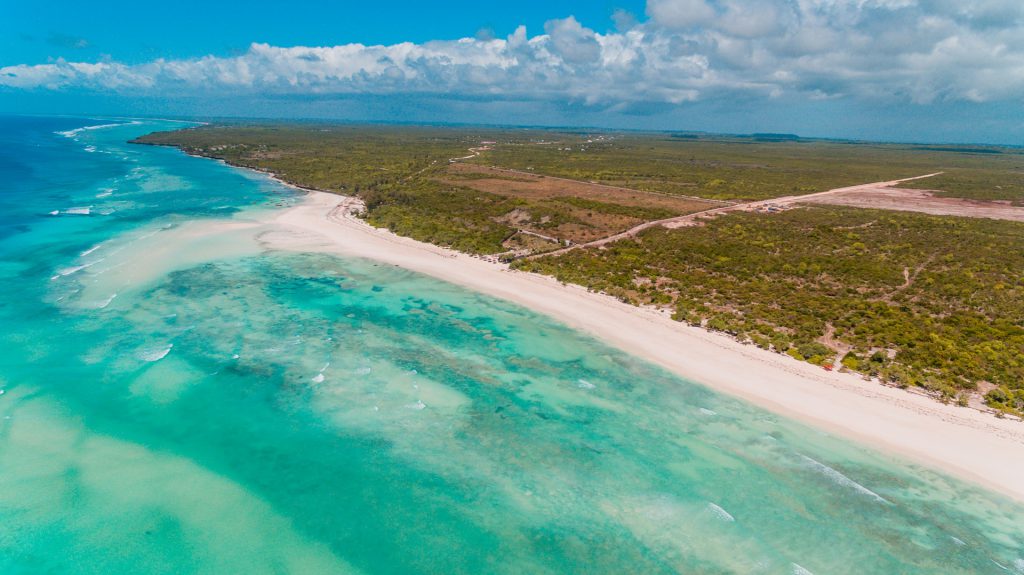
<box><xmin>531</xmin><ymin>173</ymin><xmax>944</xmax><ymax>258</ymax></box>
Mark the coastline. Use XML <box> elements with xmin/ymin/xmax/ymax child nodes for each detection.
<box><xmin>259</xmin><ymin>189</ymin><xmax>1024</xmax><ymax>502</ymax></box>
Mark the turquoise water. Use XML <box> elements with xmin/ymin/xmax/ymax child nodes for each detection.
<box><xmin>0</xmin><ymin>117</ymin><xmax>1022</xmax><ymax>574</ymax></box>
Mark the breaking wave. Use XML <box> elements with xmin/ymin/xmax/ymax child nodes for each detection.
<box><xmin>799</xmin><ymin>455</ymin><xmax>890</xmax><ymax>504</ymax></box>
<box><xmin>56</xmin><ymin>121</ymin><xmax>139</xmax><ymax>138</ymax></box>
<box><xmin>706</xmin><ymin>502</ymin><xmax>735</xmax><ymax>522</ymax></box>
<box><xmin>139</xmin><ymin>343</ymin><xmax>173</xmax><ymax>362</ymax></box>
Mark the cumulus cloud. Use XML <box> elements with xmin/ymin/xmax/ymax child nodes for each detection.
<box><xmin>3</xmin><ymin>0</ymin><xmax>1023</xmax><ymax>108</ymax></box>
<box><xmin>647</xmin><ymin>0</ymin><xmax>718</xmax><ymax>29</ymax></box>
<box><xmin>545</xmin><ymin>16</ymin><xmax>602</xmax><ymax>64</ymax></box>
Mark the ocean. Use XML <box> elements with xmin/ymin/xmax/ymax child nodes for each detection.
<box><xmin>0</xmin><ymin>116</ymin><xmax>1021</xmax><ymax>574</ymax></box>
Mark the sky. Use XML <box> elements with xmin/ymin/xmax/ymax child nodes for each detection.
<box><xmin>2</xmin><ymin>0</ymin><xmax>1023</xmax><ymax>144</ymax></box>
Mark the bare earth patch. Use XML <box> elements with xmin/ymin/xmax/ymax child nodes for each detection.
<box><xmin>443</xmin><ymin>163</ymin><xmax>719</xmax><ymax>214</ymax></box>
<box><xmin>801</xmin><ymin>186</ymin><xmax>1024</xmax><ymax>222</ymax></box>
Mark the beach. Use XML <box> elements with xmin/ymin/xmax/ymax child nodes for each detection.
<box><xmin>5</xmin><ymin>118</ymin><xmax>1023</xmax><ymax>573</ymax></box>
<box><xmin>267</xmin><ymin>189</ymin><xmax>1024</xmax><ymax>502</ymax></box>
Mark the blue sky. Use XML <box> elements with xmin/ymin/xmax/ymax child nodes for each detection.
<box><xmin>2</xmin><ymin>1</ymin><xmax>644</xmax><ymax>64</ymax></box>
<box><xmin>3</xmin><ymin>1</ymin><xmax>1023</xmax><ymax>144</ymax></box>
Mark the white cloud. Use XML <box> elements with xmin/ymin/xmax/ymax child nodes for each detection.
<box><xmin>2</xmin><ymin>0</ymin><xmax>1023</xmax><ymax>108</ymax></box>
<box><xmin>647</xmin><ymin>0</ymin><xmax>718</xmax><ymax>29</ymax></box>
<box><xmin>545</xmin><ymin>17</ymin><xmax>602</xmax><ymax>64</ymax></box>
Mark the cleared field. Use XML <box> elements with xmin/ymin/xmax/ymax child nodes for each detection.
<box><xmin>804</xmin><ymin>186</ymin><xmax>1024</xmax><ymax>222</ymax></box>
<box><xmin>440</xmin><ymin>163</ymin><xmax>719</xmax><ymax>245</ymax></box>
<box><xmin>900</xmin><ymin>155</ymin><xmax>1024</xmax><ymax>206</ymax></box>
<box><xmin>445</xmin><ymin>163</ymin><xmax>721</xmax><ymax>210</ymax></box>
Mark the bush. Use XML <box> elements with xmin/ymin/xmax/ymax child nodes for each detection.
<box><xmin>797</xmin><ymin>342</ymin><xmax>833</xmax><ymax>361</ymax></box>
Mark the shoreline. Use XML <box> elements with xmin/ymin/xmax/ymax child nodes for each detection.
<box><xmin>259</xmin><ymin>189</ymin><xmax>1024</xmax><ymax>502</ymax></box>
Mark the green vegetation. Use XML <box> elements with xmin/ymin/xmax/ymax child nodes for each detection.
<box><xmin>361</xmin><ymin>179</ymin><xmax>521</xmax><ymax>253</ymax></box>
<box><xmin>135</xmin><ymin>125</ymin><xmax>713</xmax><ymax>252</ymax></box>
<box><xmin>551</xmin><ymin>196</ymin><xmax>675</xmax><ymax>220</ymax></box>
<box><xmin>137</xmin><ymin>125</ymin><xmax>526</xmax><ymax>253</ymax></box>
<box><xmin>137</xmin><ymin>124</ymin><xmax>473</xmax><ymax>193</ymax></box>
<box><xmin>515</xmin><ymin>206</ymin><xmax>1024</xmax><ymax>414</ymax></box>
<box><xmin>471</xmin><ymin>135</ymin><xmax>1024</xmax><ymax>202</ymax></box>
<box><xmin>135</xmin><ymin>123</ymin><xmax>1024</xmax><ymax>415</ymax></box>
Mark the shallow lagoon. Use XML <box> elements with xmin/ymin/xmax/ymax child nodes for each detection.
<box><xmin>0</xmin><ymin>117</ymin><xmax>1021</xmax><ymax>574</ymax></box>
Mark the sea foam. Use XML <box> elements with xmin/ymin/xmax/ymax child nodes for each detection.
<box><xmin>799</xmin><ymin>455</ymin><xmax>890</xmax><ymax>504</ymax></box>
<box><xmin>80</xmin><ymin>243</ymin><xmax>103</xmax><ymax>257</ymax></box>
<box><xmin>56</xmin><ymin>121</ymin><xmax>138</xmax><ymax>138</ymax></box>
<box><xmin>706</xmin><ymin>502</ymin><xmax>735</xmax><ymax>522</ymax></box>
<box><xmin>94</xmin><ymin>293</ymin><xmax>118</xmax><ymax>309</ymax></box>
<box><xmin>140</xmin><ymin>344</ymin><xmax>173</xmax><ymax>362</ymax></box>
<box><xmin>54</xmin><ymin>264</ymin><xmax>88</xmax><ymax>278</ymax></box>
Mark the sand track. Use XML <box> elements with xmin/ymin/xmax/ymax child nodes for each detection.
<box><xmin>531</xmin><ymin>173</ymin><xmax>945</xmax><ymax>258</ymax></box>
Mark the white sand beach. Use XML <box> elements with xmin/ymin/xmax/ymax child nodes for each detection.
<box><xmin>262</xmin><ymin>190</ymin><xmax>1024</xmax><ymax>502</ymax></box>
